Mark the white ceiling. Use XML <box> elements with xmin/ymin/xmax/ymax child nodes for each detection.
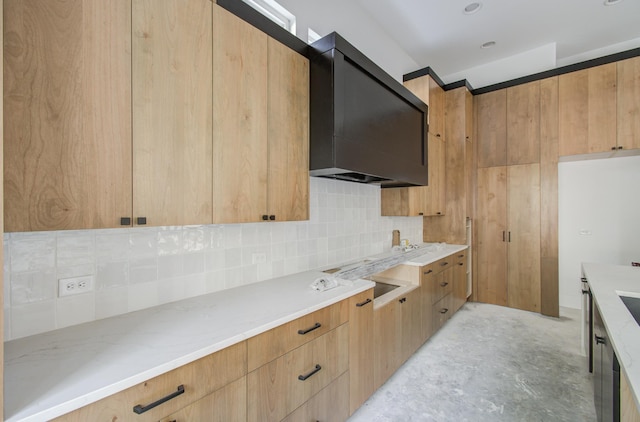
<box><xmin>277</xmin><ymin>0</ymin><xmax>640</xmax><ymax>88</ymax></box>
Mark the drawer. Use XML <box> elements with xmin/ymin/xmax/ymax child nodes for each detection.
<box><xmin>434</xmin><ymin>256</ymin><xmax>453</xmax><ymax>273</ymax></box>
<box><xmin>432</xmin><ymin>293</ymin><xmax>453</xmax><ymax>333</ymax></box>
<box><xmin>159</xmin><ymin>377</ymin><xmax>247</xmax><ymax>422</ymax></box>
<box><xmin>53</xmin><ymin>341</ymin><xmax>247</xmax><ymax>422</ymax></box>
<box><xmin>247</xmin><ymin>323</ymin><xmax>349</xmax><ymax>422</ymax></box>
<box><xmin>247</xmin><ymin>299</ymin><xmax>348</xmax><ymax>371</ymax></box>
<box><xmin>454</xmin><ymin>250</ymin><xmax>467</xmax><ymax>262</ymax></box>
<box><xmin>431</xmin><ymin>269</ymin><xmax>453</xmax><ymax>305</ymax></box>
<box><xmin>282</xmin><ymin>371</ymin><xmax>350</xmax><ymax>422</ymax></box>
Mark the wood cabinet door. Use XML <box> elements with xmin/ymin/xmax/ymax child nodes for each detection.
<box><xmin>212</xmin><ymin>5</ymin><xmax>268</xmax><ymax>223</ymax></box>
<box><xmin>507</xmin><ymin>81</ymin><xmax>540</xmax><ymax>165</ymax></box>
<box><xmin>159</xmin><ymin>377</ymin><xmax>247</xmax><ymax>422</ymax></box>
<box><xmin>476</xmin><ymin>90</ymin><xmax>507</xmax><ymax>168</ymax></box>
<box><xmin>452</xmin><ymin>252</ymin><xmax>467</xmax><ymax>313</ymax></box>
<box><xmin>400</xmin><ymin>288</ymin><xmax>423</xmax><ymax>363</ymax></box>
<box><xmin>425</xmin><ymin>133</ymin><xmax>446</xmax><ymax>216</ymax></box>
<box><xmin>132</xmin><ymin>0</ymin><xmax>213</xmax><ymax>227</ymax></box>
<box><xmin>267</xmin><ymin>38</ymin><xmax>309</xmax><ymax>222</ymax></box>
<box><xmin>381</xmin><ymin>187</ymin><xmax>410</xmax><ymax>216</ymax></box>
<box><xmin>282</xmin><ymin>372</ymin><xmax>350</xmax><ymax>422</ymax></box>
<box><xmin>429</xmin><ymin>77</ymin><xmax>445</xmax><ymax>139</ymax></box>
<box><xmin>507</xmin><ymin>164</ymin><xmax>541</xmax><ymax>312</ymax></box>
<box><xmin>617</xmin><ymin>56</ymin><xmax>640</xmax><ymax>151</ymax></box>
<box><xmin>348</xmin><ymin>290</ymin><xmax>374</xmax><ymax>415</ymax></box>
<box><xmin>373</xmin><ymin>299</ymin><xmax>401</xmax><ymax>390</ymax></box>
<box><xmin>559</xmin><ymin>64</ymin><xmax>617</xmax><ymax>156</ymax></box>
<box><xmin>476</xmin><ymin>166</ymin><xmax>508</xmax><ymax>306</ymax></box>
<box><xmin>4</xmin><ymin>0</ymin><xmax>132</xmax><ymax>231</ymax></box>
<box><xmin>420</xmin><ymin>265</ymin><xmax>435</xmax><ymax>341</ymax></box>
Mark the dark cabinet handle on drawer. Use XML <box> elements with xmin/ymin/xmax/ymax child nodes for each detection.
<box><xmin>262</xmin><ymin>215</ymin><xmax>269</xmax><ymax>221</ymax></box>
<box><xmin>399</xmin><ymin>297</ymin><xmax>407</xmax><ymax>303</ymax></box>
<box><xmin>441</xmin><ymin>262</ymin><xmax>449</xmax><ymax>266</ymax></box>
<box><xmin>298</xmin><ymin>364</ymin><xmax>322</xmax><ymax>381</ymax></box>
<box><xmin>356</xmin><ymin>298</ymin><xmax>372</xmax><ymax>307</ymax></box>
<box><xmin>424</xmin><ymin>269</ymin><xmax>433</xmax><ymax>275</ymax></box>
<box><xmin>458</xmin><ymin>263</ymin><xmax>464</xmax><ymax>266</ymax></box>
<box><xmin>440</xmin><ymin>308</ymin><xmax>449</xmax><ymax>314</ymax></box>
<box><xmin>581</xmin><ymin>277</ymin><xmax>587</xmax><ymax>282</ymax></box>
<box><xmin>133</xmin><ymin>385</ymin><xmax>185</xmax><ymax>414</ymax></box>
<box><xmin>440</xmin><ymin>282</ymin><xmax>449</xmax><ymax>287</ymax></box>
<box><xmin>120</xmin><ymin>217</ymin><xmax>131</xmax><ymax>226</ymax></box>
<box><xmin>136</xmin><ymin>217</ymin><xmax>147</xmax><ymax>225</ymax></box>
<box><xmin>458</xmin><ymin>254</ymin><xmax>464</xmax><ymax>258</ymax></box>
<box><xmin>595</xmin><ymin>335</ymin><xmax>606</xmax><ymax>345</ymax></box>
<box><xmin>298</xmin><ymin>322</ymin><xmax>321</xmax><ymax>335</ymax></box>
<box><xmin>269</xmin><ymin>215</ymin><xmax>276</xmax><ymax>221</ymax></box>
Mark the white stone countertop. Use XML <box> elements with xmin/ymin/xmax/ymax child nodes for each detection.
<box><xmin>4</xmin><ymin>243</ymin><xmax>467</xmax><ymax>422</ymax></box>
<box><xmin>582</xmin><ymin>263</ymin><xmax>640</xmax><ymax>410</ymax></box>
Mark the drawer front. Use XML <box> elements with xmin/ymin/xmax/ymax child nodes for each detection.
<box><xmin>247</xmin><ymin>299</ymin><xmax>348</xmax><ymax>371</ymax></box>
<box><xmin>434</xmin><ymin>256</ymin><xmax>452</xmax><ymax>274</ymax></box>
<box><xmin>53</xmin><ymin>341</ymin><xmax>247</xmax><ymax>422</ymax></box>
<box><xmin>282</xmin><ymin>371</ymin><xmax>350</xmax><ymax>422</ymax></box>
<box><xmin>432</xmin><ymin>293</ymin><xmax>452</xmax><ymax>333</ymax></box>
<box><xmin>247</xmin><ymin>323</ymin><xmax>350</xmax><ymax>422</ymax></box>
<box><xmin>159</xmin><ymin>377</ymin><xmax>247</xmax><ymax>422</ymax></box>
<box><xmin>431</xmin><ymin>270</ymin><xmax>453</xmax><ymax>304</ymax></box>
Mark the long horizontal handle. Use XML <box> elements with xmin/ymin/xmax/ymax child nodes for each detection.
<box><xmin>439</xmin><ymin>308</ymin><xmax>449</xmax><ymax>314</ymax></box>
<box><xmin>440</xmin><ymin>282</ymin><xmax>449</xmax><ymax>287</ymax></box>
<box><xmin>298</xmin><ymin>364</ymin><xmax>322</xmax><ymax>381</ymax></box>
<box><xmin>595</xmin><ymin>335</ymin><xmax>606</xmax><ymax>345</ymax></box>
<box><xmin>133</xmin><ymin>385</ymin><xmax>184</xmax><ymax>414</ymax></box>
<box><xmin>356</xmin><ymin>298</ymin><xmax>372</xmax><ymax>307</ymax></box>
<box><xmin>298</xmin><ymin>322</ymin><xmax>321</xmax><ymax>335</ymax></box>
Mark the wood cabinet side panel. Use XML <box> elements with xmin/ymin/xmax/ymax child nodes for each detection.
<box><xmin>4</xmin><ymin>0</ymin><xmax>132</xmax><ymax>231</ymax></box>
<box><xmin>476</xmin><ymin>90</ymin><xmax>507</xmax><ymax>168</ymax></box>
<box><xmin>132</xmin><ymin>0</ymin><xmax>213</xmax><ymax>226</ymax></box>
<box><xmin>403</xmin><ymin>76</ymin><xmax>430</xmax><ymax>105</ymax></box>
<box><xmin>506</xmin><ymin>81</ymin><xmax>540</xmax><ymax>165</ymax></box>
<box><xmin>267</xmin><ymin>38</ymin><xmax>309</xmax><ymax>221</ymax></box>
<box><xmin>617</xmin><ymin>56</ymin><xmax>640</xmax><ymax>150</ymax></box>
<box><xmin>212</xmin><ymin>5</ymin><xmax>268</xmax><ymax>223</ymax></box>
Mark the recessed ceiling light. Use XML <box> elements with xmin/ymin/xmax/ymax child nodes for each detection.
<box><xmin>481</xmin><ymin>41</ymin><xmax>496</xmax><ymax>49</ymax></box>
<box><xmin>603</xmin><ymin>0</ymin><xmax>622</xmax><ymax>5</ymax></box>
<box><xmin>464</xmin><ymin>2</ymin><xmax>483</xmax><ymax>14</ymax></box>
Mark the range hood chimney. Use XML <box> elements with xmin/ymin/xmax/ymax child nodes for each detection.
<box><xmin>308</xmin><ymin>32</ymin><xmax>429</xmax><ymax>187</ymax></box>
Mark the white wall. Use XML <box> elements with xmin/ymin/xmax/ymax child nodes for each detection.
<box><xmin>558</xmin><ymin>155</ymin><xmax>640</xmax><ymax>309</ymax></box>
<box><xmin>3</xmin><ymin>177</ymin><xmax>423</xmax><ymax>340</ymax></box>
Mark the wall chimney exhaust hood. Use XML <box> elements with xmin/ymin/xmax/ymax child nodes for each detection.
<box><xmin>309</xmin><ymin>32</ymin><xmax>429</xmax><ymax>187</ymax></box>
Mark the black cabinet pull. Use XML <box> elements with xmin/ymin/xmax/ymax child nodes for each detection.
<box><xmin>581</xmin><ymin>277</ymin><xmax>587</xmax><ymax>282</ymax></box>
<box><xmin>458</xmin><ymin>254</ymin><xmax>465</xmax><ymax>258</ymax></box>
<box><xmin>269</xmin><ymin>215</ymin><xmax>276</xmax><ymax>221</ymax></box>
<box><xmin>612</xmin><ymin>146</ymin><xmax>617</xmax><ymax>150</ymax></box>
<box><xmin>618</xmin><ymin>146</ymin><xmax>623</xmax><ymax>150</ymax></box>
<box><xmin>120</xmin><ymin>217</ymin><xmax>131</xmax><ymax>226</ymax></box>
<box><xmin>356</xmin><ymin>298</ymin><xmax>372</xmax><ymax>307</ymax></box>
<box><xmin>595</xmin><ymin>335</ymin><xmax>606</xmax><ymax>345</ymax></box>
<box><xmin>582</xmin><ymin>289</ymin><xmax>589</xmax><ymax>294</ymax></box>
<box><xmin>440</xmin><ymin>282</ymin><xmax>449</xmax><ymax>287</ymax></box>
<box><xmin>399</xmin><ymin>297</ymin><xmax>407</xmax><ymax>303</ymax></box>
<box><xmin>133</xmin><ymin>385</ymin><xmax>184</xmax><ymax>414</ymax></box>
<box><xmin>136</xmin><ymin>217</ymin><xmax>147</xmax><ymax>225</ymax></box>
<box><xmin>508</xmin><ymin>231</ymin><xmax>511</xmax><ymax>242</ymax></box>
<box><xmin>298</xmin><ymin>364</ymin><xmax>322</xmax><ymax>381</ymax></box>
<box><xmin>502</xmin><ymin>231</ymin><xmax>506</xmax><ymax>242</ymax></box>
<box><xmin>424</xmin><ymin>269</ymin><xmax>433</xmax><ymax>275</ymax></box>
<box><xmin>419</xmin><ymin>212</ymin><xmax>424</xmax><ymax>216</ymax></box>
<box><xmin>262</xmin><ymin>215</ymin><xmax>269</xmax><ymax>221</ymax></box>
<box><xmin>436</xmin><ymin>212</ymin><xmax>442</xmax><ymax>215</ymax></box>
<box><xmin>436</xmin><ymin>133</ymin><xmax>441</xmax><ymax>138</ymax></box>
<box><xmin>298</xmin><ymin>322</ymin><xmax>321</xmax><ymax>335</ymax></box>
<box><xmin>441</xmin><ymin>262</ymin><xmax>449</xmax><ymax>266</ymax></box>
<box><xmin>458</xmin><ymin>262</ymin><xmax>464</xmax><ymax>266</ymax></box>
<box><xmin>440</xmin><ymin>308</ymin><xmax>449</xmax><ymax>314</ymax></box>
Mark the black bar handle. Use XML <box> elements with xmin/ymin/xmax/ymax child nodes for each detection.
<box><xmin>399</xmin><ymin>297</ymin><xmax>407</xmax><ymax>303</ymax></box>
<box><xmin>458</xmin><ymin>262</ymin><xmax>464</xmax><ymax>266</ymax></box>
<box><xmin>298</xmin><ymin>322</ymin><xmax>321</xmax><ymax>335</ymax></box>
<box><xmin>120</xmin><ymin>217</ymin><xmax>131</xmax><ymax>226</ymax></box>
<box><xmin>356</xmin><ymin>298</ymin><xmax>372</xmax><ymax>307</ymax></box>
<box><xmin>133</xmin><ymin>385</ymin><xmax>185</xmax><ymax>414</ymax></box>
<box><xmin>136</xmin><ymin>217</ymin><xmax>147</xmax><ymax>225</ymax></box>
<box><xmin>502</xmin><ymin>231</ymin><xmax>505</xmax><ymax>242</ymax></box>
<box><xmin>424</xmin><ymin>269</ymin><xmax>433</xmax><ymax>275</ymax></box>
<box><xmin>298</xmin><ymin>364</ymin><xmax>322</xmax><ymax>381</ymax></box>
<box><xmin>582</xmin><ymin>289</ymin><xmax>589</xmax><ymax>294</ymax></box>
<box><xmin>595</xmin><ymin>335</ymin><xmax>606</xmax><ymax>345</ymax></box>
<box><xmin>441</xmin><ymin>262</ymin><xmax>449</xmax><ymax>266</ymax></box>
<box><xmin>440</xmin><ymin>282</ymin><xmax>449</xmax><ymax>287</ymax></box>
<box><xmin>581</xmin><ymin>277</ymin><xmax>587</xmax><ymax>282</ymax></box>
<box><xmin>440</xmin><ymin>308</ymin><xmax>449</xmax><ymax>314</ymax></box>
<box><xmin>269</xmin><ymin>215</ymin><xmax>276</xmax><ymax>221</ymax></box>
<box><xmin>508</xmin><ymin>231</ymin><xmax>511</xmax><ymax>242</ymax></box>
<box><xmin>458</xmin><ymin>254</ymin><xmax>465</xmax><ymax>258</ymax></box>
<box><xmin>262</xmin><ymin>215</ymin><xmax>269</xmax><ymax>221</ymax></box>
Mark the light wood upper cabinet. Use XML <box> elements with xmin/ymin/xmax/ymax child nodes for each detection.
<box><xmin>618</xmin><ymin>56</ymin><xmax>640</xmax><ymax>151</ymax></box>
<box><xmin>476</xmin><ymin>90</ymin><xmax>507</xmax><ymax>168</ymax></box>
<box><xmin>212</xmin><ymin>6</ymin><xmax>309</xmax><ymax>223</ymax></box>
<box><xmin>558</xmin><ymin>63</ymin><xmax>617</xmax><ymax>156</ymax></box>
<box><xmin>4</xmin><ymin>0</ymin><xmax>132</xmax><ymax>231</ymax></box>
<box><xmin>132</xmin><ymin>0</ymin><xmax>213</xmax><ymax>227</ymax></box>
<box><xmin>267</xmin><ymin>37</ymin><xmax>310</xmax><ymax>222</ymax></box>
<box><xmin>429</xmin><ymin>77</ymin><xmax>445</xmax><ymax>139</ymax></box>
<box><xmin>507</xmin><ymin>81</ymin><xmax>540</xmax><ymax>165</ymax></box>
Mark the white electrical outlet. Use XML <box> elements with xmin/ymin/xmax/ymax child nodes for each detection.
<box><xmin>252</xmin><ymin>253</ymin><xmax>267</xmax><ymax>264</ymax></box>
<box><xmin>58</xmin><ymin>275</ymin><xmax>94</xmax><ymax>297</ymax></box>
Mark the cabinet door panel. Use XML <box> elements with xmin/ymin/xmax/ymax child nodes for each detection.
<box><xmin>400</xmin><ymin>288</ymin><xmax>423</xmax><ymax>363</ymax></box>
<box><xmin>348</xmin><ymin>290</ymin><xmax>374</xmax><ymax>415</ymax></box>
<box><xmin>373</xmin><ymin>300</ymin><xmax>401</xmax><ymax>390</ymax></box>
<box><xmin>426</xmin><ymin>133</ymin><xmax>446</xmax><ymax>216</ymax></box>
<box><xmin>477</xmin><ymin>167</ymin><xmax>508</xmax><ymax>306</ymax></box>
<box><xmin>507</xmin><ymin>164</ymin><xmax>541</xmax><ymax>312</ymax></box>
<box><xmin>282</xmin><ymin>372</ymin><xmax>350</xmax><ymax>422</ymax></box>
<box><xmin>507</xmin><ymin>81</ymin><xmax>540</xmax><ymax>165</ymax></box>
<box><xmin>4</xmin><ymin>0</ymin><xmax>132</xmax><ymax>231</ymax></box>
<box><xmin>212</xmin><ymin>6</ymin><xmax>267</xmax><ymax>223</ymax></box>
<box><xmin>429</xmin><ymin>77</ymin><xmax>445</xmax><ymax>138</ymax></box>
<box><xmin>267</xmin><ymin>38</ymin><xmax>309</xmax><ymax>222</ymax></box>
<box><xmin>476</xmin><ymin>90</ymin><xmax>507</xmax><ymax>168</ymax></box>
<box><xmin>618</xmin><ymin>56</ymin><xmax>640</xmax><ymax>151</ymax></box>
<box><xmin>132</xmin><ymin>0</ymin><xmax>213</xmax><ymax>226</ymax></box>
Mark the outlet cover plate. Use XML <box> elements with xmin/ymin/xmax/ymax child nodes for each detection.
<box><xmin>58</xmin><ymin>275</ymin><xmax>94</xmax><ymax>297</ymax></box>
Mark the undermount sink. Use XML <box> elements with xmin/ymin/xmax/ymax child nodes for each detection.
<box><xmin>373</xmin><ymin>281</ymin><xmax>400</xmax><ymax>299</ymax></box>
<box><xmin>619</xmin><ymin>295</ymin><xmax>640</xmax><ymax>326</ymax></box>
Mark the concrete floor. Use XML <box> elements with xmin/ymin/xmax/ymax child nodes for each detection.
<box><xmin>349</xmin><ymin>302</ymin><xmax>596</xmax><ymax>422</ymax></box>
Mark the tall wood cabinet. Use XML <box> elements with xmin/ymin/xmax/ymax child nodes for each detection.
<box><xmin>617</xmin><ymin>56</ymin><xmax>640</xmax><ymax>151</ymax></box>
<box><xmin>212</xmin><ymin>6</ymin><xmax>309</xmax><ymax>223</ymax></box>
<box><xmin>4</xmin><ymin>0</ymin><xmax>132</xmax><ymax>231</ymax></box>
<box><xmin>1</xmin><ymin>0</ymin><xmax>4</xmax><ymax>413</ymax></box>
<box><xmin>132</xmin><ymin>0</ymin><xmax>213</xmax><ymax>227</ymax></box>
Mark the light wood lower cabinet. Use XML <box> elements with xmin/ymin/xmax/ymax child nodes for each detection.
<box><xmin>452</xmin><ymin>251</ymin><xmax>468</xmax><ymax>313</ymax></box>
<box><xmin>621</xmin><ymin>369</ymin><xmax>640</xmax><ymax>422</ymax></box>
<box><xmin>159</xmin><ymin>377</ymin><xmax>247</xmax><ymax>422</ymax></box>
<box><xmin>247</xmin><ymin>323</ymin><xmax>349</xmax><ymax>422</ymax></box>
<box><xmin>432</xmin><ymin>292</ymin><xmax>453</xmax><ymax>333</ymax></box>
<box><xmin>348</xmin><ymin>289</ymin><xmax>375</xmax><ymax>415</ymax></box>
<box><xmin>282</xmin><ymin>372</ymin><xmax>350</xmax><ymax>422</ymax></box>
<box><xmin>53</xmin><ymin>341</ymin><xmax>247</xmax><ymax>422</ymax></box>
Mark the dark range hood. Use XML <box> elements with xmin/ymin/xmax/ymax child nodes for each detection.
<box><xmin>309</xmin><ymin>32</ymin><xmax>429</xmax><ymax>187</ymax></box>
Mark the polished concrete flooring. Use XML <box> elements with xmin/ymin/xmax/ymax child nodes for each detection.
<box><xmin>349</xmin><ymin>302</ymin><xmax>596</xmax><ymax>422</ymax></box>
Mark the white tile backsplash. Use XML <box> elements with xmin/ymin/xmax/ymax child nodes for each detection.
<box><xmin>3</xmin><ymin>177</ymin><xmax>423</xmax><ymax>340</ymax></box>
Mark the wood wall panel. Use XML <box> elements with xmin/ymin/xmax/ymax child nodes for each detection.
<box><xmin>540</xmin><ymin>77</ymin><xmax>559</xmax><ymax>317</ymax></box>
<box><xmin>506</xmin><ymin>81</ymin><xmax>540</xmax><ymax>165</ymax></box>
